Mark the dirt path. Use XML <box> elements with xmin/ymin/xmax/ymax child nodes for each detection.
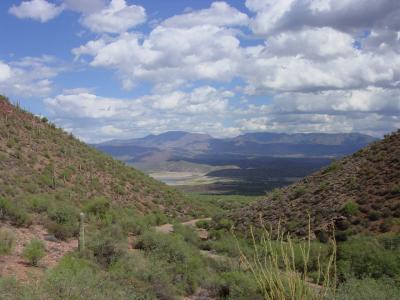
<box><xmin>0</xmin><ymin>223</ymin><xmax>78</xmax><ymax>281</ymax></box>
<box><xmin>155</xmin><ymin>218</ymin><xmax>211</xmax><ymax>234</ymax></box>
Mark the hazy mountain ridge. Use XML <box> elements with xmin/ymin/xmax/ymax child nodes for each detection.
<box><xmin>94</xmin><ymin>131</ymin><xmax>377</xmax><ymax>162</ymax></box>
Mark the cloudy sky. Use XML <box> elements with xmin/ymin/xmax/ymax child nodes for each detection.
<box><xmin>0</xmin><ymin>0</ymin><xmax>399</xmax><ymax>142</ymax></box>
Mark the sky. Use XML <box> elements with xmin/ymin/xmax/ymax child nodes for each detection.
<box><xmin>0</xmin><ymin>0</ymin><xmax>399</xmax><ymax>142</ymax></box>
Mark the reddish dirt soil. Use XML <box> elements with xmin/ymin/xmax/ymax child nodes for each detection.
<box><xmin>0</xmin><ymin>223</ymin><xmax>78</xmax><ymax>281</ymax></box>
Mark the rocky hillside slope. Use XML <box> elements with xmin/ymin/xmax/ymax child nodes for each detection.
<box><xmin>230</xmin><ymin>130</ymin><xmax>400</xmax><ymax>239</ymax></box>
<box><xmin>0</xmin><ymin>96</ymin><xmax>190</xmax><ymax>218</ymax></box>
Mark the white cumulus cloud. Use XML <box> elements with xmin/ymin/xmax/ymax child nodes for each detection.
<box><xmin>81</xmin><ymin>0</ymin><xmax>146</xmax><ymax>33</ymax></box>
<box><xmin>0</xmin><ymin>62</ymin><xmax>12</xmax><ymax>82</ymax></box>
<box><xmin>9</xmin><ymin>0</ymin><xmax>64</xmax><ymax>22</ymax></box>
<box><xmin>163</xmin><ymin>1</ymin><xmax>249</xmax><ymax>28</ymax></box>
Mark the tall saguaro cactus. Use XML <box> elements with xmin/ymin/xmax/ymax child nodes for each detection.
<box><xmin>79</xmin><ymin>212</ymin><xmax>85</xmax><ymax>253</ymax></box>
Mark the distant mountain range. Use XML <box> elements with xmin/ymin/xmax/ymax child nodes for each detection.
<box><xmin>94</xmin><ymin>131</ymin><xmax>378</xmax><ymax>163</ymax></box>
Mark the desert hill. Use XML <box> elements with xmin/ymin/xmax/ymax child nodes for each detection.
<box><xmin>0</xmin><ymin>95</ymin><xmax>191</xmax><ymax>219</ymax></box>
<box><xmin>230</xmin><ymin>130</ymin><xmax>400</xmax><ymax>239</ymax></box>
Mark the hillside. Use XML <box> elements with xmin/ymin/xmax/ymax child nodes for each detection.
<box><xmin>0</xmin><ymin>96</ymin><xmax>191</xmax><ymax>218</ymax></box>
<box><xmin>230</xmin><ymin>130</ymin><xmax>400</xmax><ymax>239</ymax></box>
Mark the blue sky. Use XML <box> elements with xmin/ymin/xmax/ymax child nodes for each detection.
<box><xmin>0</xmin><ymin>0</ymin><xmax>399</xmax><ymax>142</ymax></box>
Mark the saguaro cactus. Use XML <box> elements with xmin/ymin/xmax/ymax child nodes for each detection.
<box><xmin>79</xmin><ymin>212</ymin><xmax>85</xmax><ymax>253</ymax></box>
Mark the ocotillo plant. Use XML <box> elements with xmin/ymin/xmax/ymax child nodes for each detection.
<box><xmin>79</xmin><ymin>212</ymin><xmax>85</xmax><ymax>253</ymax></box>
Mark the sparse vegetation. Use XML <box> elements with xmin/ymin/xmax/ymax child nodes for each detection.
<box><xmin>239</xmin><ymin>221</ymin><xmax>337</xmax><ymax>300</ymax></box>
<box><xmin>0</xmin><ymin>229</ymin><xmax>15</xmax><ymax>255</ymax></box>
<box><xmin>22</xmin><ymin>239</ymin><xmax>46</xmax><ymax>266</ymax></box>
<box><xmin>0</xmin><ymin>95</ymin><xmax>195</xmax><ymax>223</ymax></box>
<box><xmin>230</xmin><ymin>130</ymin><xmax>400</xmax><ymax>238</ymax></box>
<box><xmin>342</xmin><ymin>201</ymin><xmax>359</xmax><ymax>216</ymax></box>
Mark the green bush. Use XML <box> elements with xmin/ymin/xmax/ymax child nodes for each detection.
<box><xmin>292</xmin><ymin>185</ymin><xmax>307</xmax><ymax>199</ymax></box>
<box><xmin>43</xmin><ymin>255</ymin><xmax>144</xmax><ymax>300</ymax></box>
<box><xmin>337</xmin><ymin>236</ymin><xmax>400</xmax><ymax>280</ymax></box>
<box><xmin>0</xmin><ymin>229</ymin><xmax>15</xmax><ymax>255</ymax></box>
<box><xmin>26</xmin><ymin>195</ymin><xmax>51</xmax><ymax>213</ymax></box>
<box><xmin>378</xmin><ymin>233</ymin><xmax>400</xmax><ymax>251</ymax></box>
<box><xmin>334</xmin><ymin>277</ymin><xmax>400</xmax><ymax>300</ymax></box>
<box><xmin>271</xmin><ymin>188</ymin><xmax>283</xmax><ymax>201</ymax></box>
<box><xmin>22</xmin><ymin>239</ymin><xmax>46</xmax><ymax>266</ymax></box>
<box><xmin>209</xmin><ymin>235</ymin><xmax>242</xmax><ymax>257</ymax></box>
<box><xmin>368</xmin><ymin>211</ymin><xmax>381</xmax><ymax>221</ymax></box>
<box><xmin>48</xmin><ymin>202</ymin><xmax>78</xmax><ymax>225</ymax></box>
<box><xmin>0</xmin><ymin>277</ymin><xmax>34</xmax><ymax>299</ymax></box>
<box><xmin>84</xmin><ymin>197</ymin><xmax>111</xmax><ymax>218</ymax></box>
<box><xmin>46</xmin><ymin>221</ymin><xmax>77</xmax><ymax>240</ymax></box>
<box><xmin>110</xmin><ymin>252</ymin><xmax>175</xmax><ymax>299</ymax></box>
<box><xmin>195</xmin><ymin>219</ymin><xmax>210</xmax><ymax>229</ymax></box>
<box><xmin>88</xmin><ymin>224</ymin><xmax>127</xmax><ymax>266</ymax></box>
<box><xmin>342</xmin><ymin>201</ymin><xmax>359</xmax><ymax>216</ymax></box>
<box><xmin>136</xmin><ymin>230</ymin><xmax>205</xmax><ymax>294</ymax></box>
<box><xmin>0</xmin><ymin>197</ymin><xmax>31</xmax><ymax>226</ymax></box>
<box><xmin>173</xmin><ymin>223</ymin><xmax>200</xmax><ymax>247</ymax></box>
<box><xmin>325</xmin><ymin>160</ymin><xmax>340</xmax><ymax>173</ymax></box>
<box><xmin>215</xmin><ymin>218</ymin><xmax>233</xmax><ymax>230</ymax></box>
<box><xmin>206</xmin><ymin>271</ymin><xmax>262</xmax><ymax>300</ymax></box>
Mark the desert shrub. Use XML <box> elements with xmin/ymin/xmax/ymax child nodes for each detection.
<box><xmin>110</xmin><ymin>252</ymin><xmax>175</xmax><ymax>299</ymax></box>
<box><xmin>391</xmin><ymin>184</ymin><xmax>400</xmax><ymax>195</ymax></box>
<box><xmin>136</xmin><ymin>230</ymin><xmax>205</xmax><ymax>294</ymax></box>
<box><xmin>48</xmin><ymin>202</ymin><xmax>78</xmax><ymax>225</ymax></box>
<box><xmin>11</xmin><ymin>208</ymin><xmax>31</xmax><ymax>227</ymax></box>
<box><xmin>45</xmin><ymin>202</ymin><xmax>78</xmax><ymax>240</ymax></box>
<box><xmin>378</xmin><ymin>233</ymin><xmax>400</xmax><ymax>251</ymax></box>
<box><xmin>143</xmin><ymin>211</ymin><xmax>169</xmax><ymax>226</ymax></box>
<box><xmin>334</xmin><ymin>277</ymin><xmax>400</xmax><ymax>300</ymax></box>
<box><xmin>342</xmin><ymin>201</ymin><xmax>359</xmax><ymax>216</ymax></box>
<box><xmin>214</xmin><ymin>217</ymin><xmax>234</xmax><ymax>230</ymax></box>
<box><xmin>324</xmin><ymin>160</ymin><xmax>340</xmax><ymax>173</ymax></box>
<box><xmin>368</xmin><ymin>211</ymin><xmax>381</xmax><ymax>221</ymax></box>
<box><xmin>208</xmin><ymin>235</ymin><xmax>245</xmax><ymax>257</ymax></box>
<box><xmin>0</xmin><ymin>229</ymin><xmax>15</xmax><ymax>255</ymax></box>
<box><xmin>0</xmin><ymin>277</ymin><xmax>35</xmax><ymax>299</ymax></box>
<box><xmin>26</xmin><ymin>195</ymin><xmax>51</xmax><ymax>213</ymax></box>
<box><xmin>84</xmin><ymin>197</ymin><xmax>110</xmax><ymax>218</ymax></box>
<box><xmin>22</xmin><ymin>239</ymin><xmax>46</xmax><ymax>266</ymax></box>
<box><xmin>87</xmin><ymin>224</ymin><xmax>127</xmax><ymax>266</ymax></box>
<box><xmin>317</xmin><ymin>231</ymin><xmax>330</xmax><ymax>243</ymax></box>
<box><xmin>46</xmin><ymin>221</ymin><xmax>77</xmax><ymax>240</ymax></box>
<box><xmin>106</xmin><ymin>208</ymin><xmax>167</xmax><ymax>236</ymax></box>
<box><xmin>271</xmin><ymin>188</ymin><xmax>283</xmax><ymax>201</ymax></box>
<box><xmin>292</xmin><ymin>185</ymin><xmax>307</xmax><ymax>199</ymax></box>
<box><xmin>379</xmin><ymin>220</ymin><xmax>392</xmax><ymax>232</ymax></box>
<box><xmin>208</xmin><ymin>271</ymin><xmax>262</xmax><ymax>300</ymax></box>
<box><xmin>335</xmin><ymin>231</ymin><xmax>349</xmax><ymax>242</ymax></box>
<box><xmin>196</xmin><ymin>219</ymin><xmax>210</xmax><ymax>229</ymax></box>
<box><xmin>337</xmin><ymin>236</ymin><xmax>400</xmax><ymax>280</ymax></box>
<box><xmin>0</xmin><ymin>197</ymin><xmax>13</xmax><ymax>219</ymax></box>
<box><xmin>43</xmin><ymin>255</ymin><xmax>144</xmax><ymax>300</ymax></box>
<box><xmin>318</xmin><ymin>181</ymin><xmax>329</xmax><ymax>191</ymax></box>
<box><xmin>173</xmin><ymin>223</ymin><xmax>200</xmax><ymax>246</ymax></box>
<box><xmin>0</xmin><ymin>197</ymin><xmax>31</xmax><ymax>226</ymax></box>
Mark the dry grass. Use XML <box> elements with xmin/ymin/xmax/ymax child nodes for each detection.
<box><xmin>238</xmin><ymin>219</ymin><xmax>336</xmax><ymax>300</ymax></box>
